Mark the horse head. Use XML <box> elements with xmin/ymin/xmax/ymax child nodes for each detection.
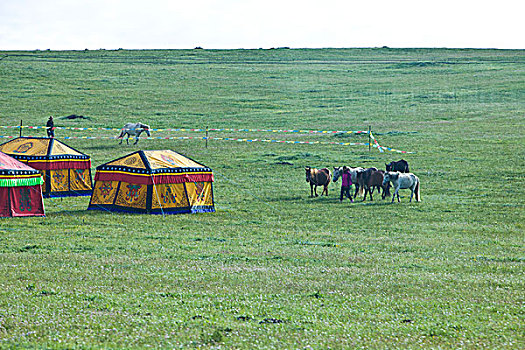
<box><xmin>382</xmin><ymin>172</ymin><xmax>390</xmax><ymax>186</ymax></box>
<box><xmin>332</xmin><ymin>167</ymin><xmax>342</xmax><ymax>182</ymax></box>
<box><xmin>382</xmin><ymin>171</ymin><xmax>399</xmax><ymax>186</ymax></box>
<box><xmin>139</xmin><ymin>123</ymin><xmax>151</xmax><ymax>136</ymax></box>
<box><xmin>305</xmin><ymin>167</ymin><xmax>312</xmax><ymax>183</ymax></box>
<box><xmin>385</xmin><ymin>162</ymin><xmax>392</xmax><ymax>172</ymax></box>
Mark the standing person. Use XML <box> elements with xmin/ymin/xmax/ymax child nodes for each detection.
<box><xmin>340</xmin><ymin>166</ymin><xmax>353</xmax><ymax>203</ymax></box>
<box><xmin>46</xmin><ymin>116</ymin><xmax>54</xmax><ymax>138</ymax></box>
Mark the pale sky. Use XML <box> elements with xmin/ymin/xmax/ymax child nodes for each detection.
<box><xmin>0</xmin><ymin>0</ymin><xmax>523</xmax><ymax>50</ymax></box>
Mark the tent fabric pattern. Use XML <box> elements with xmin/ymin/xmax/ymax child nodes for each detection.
<box><xmin>88</xmin><ymin>150</ymin><xmax>215</xmax><ymax>214</ymax></box>
<box><xmin>0</xmin><ymin>137</ymin><xmax>92</xmax><ymax>198</ymax></box>
<box><xmin>0</xmin><ymin>151</ymin><xmax>45</xmax><ymax>217</ymax></box>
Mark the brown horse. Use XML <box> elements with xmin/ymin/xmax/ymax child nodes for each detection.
<box><xmin>305</xmin><ymin>167</ymin><xmax>331</xmax><ymax>197</ymax></box>
<box><xmin>357</xmin><ymin>168</ymin><xmax>391</xmax><ymax>201</ymax></box>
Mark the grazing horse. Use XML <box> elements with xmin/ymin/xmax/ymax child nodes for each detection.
<box><xmin>333</xmin><ymin>166</ymin><xmax>364</xmax><ymax>198</ymax></box>
<box><xmin>382</xmin><ymin>171</ymin><xmax>421</xmax><ymax>203</ymax></box>
<box><xmin>356</xmin><ymin>169</ymin><xmax>391</xmax><ymax>201</ymax></box>
<box><xmin>305</xmin><ymin>167</ymin><xmax>331</xmax><ymax>197</ymax></box>
<box><xmin>386</xmin><ymin>159</ymin><xmax>410</xmax><ymax>173</ymax></box>
<box><xmin>118</xmin><ymin>123</ymin><xmax>151</xmax><ymax>145</ymax></box>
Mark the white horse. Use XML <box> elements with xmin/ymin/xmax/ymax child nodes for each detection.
<box><xmin>382</xmin><ymin>171</ymin><xmax>421</xmax><ymax>203</ymax></box>
<box><xmin>117</xmin><ymin>123</ymin><xmax>151</xmax><ymax>145</ymax></box>
<box><xmin>333</xmin><ymin>166</ymin><xmax>364</xmax><ymax>197</ymax></box>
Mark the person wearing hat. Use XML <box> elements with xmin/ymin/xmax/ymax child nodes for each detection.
<box><xmin>339</xmin><ymin>166</ymin><xmax>353</xmax><ymax>203</ymax></box>
<box><xmin>46</xmin><ymin>116</ymin><xmax>54</xmax><ymax>138</ymax></box>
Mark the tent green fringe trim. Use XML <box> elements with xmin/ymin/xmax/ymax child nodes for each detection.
<box><xmin>0</xmin><ymin>177</ymin><xmax>43</xmax><ymax>187</ymax></box>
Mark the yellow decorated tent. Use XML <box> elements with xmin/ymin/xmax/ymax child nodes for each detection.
<box><xmin>0</xmin><ymin>137</ymin><xmax>93</xmax><ymax>198</ymax></box>
<box><xmin>88</xmin><ymin>150</ymin><xmax>215</xmax><ymax>214</ymax></box>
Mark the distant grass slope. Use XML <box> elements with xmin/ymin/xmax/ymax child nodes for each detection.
<box><xmin>0</xmin><ymin>48</ymin><xmax>523</xmax><ymax>349</ymax></box>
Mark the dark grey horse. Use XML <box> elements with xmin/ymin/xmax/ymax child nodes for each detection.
<box><xmin>385</xmin><ymin>159</ymin><xmax>409</xmax><ymax>173</ymax></box>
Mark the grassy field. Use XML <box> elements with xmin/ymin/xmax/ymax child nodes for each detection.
<box><xmin>0</xmin><ymin>48</ymin><xmax>523</xmax><ymax>349</ymax></box>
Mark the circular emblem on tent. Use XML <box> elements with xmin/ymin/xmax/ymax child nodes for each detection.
<box><xmin>13</xmin><ymin>142</ymin><xmax>33</xmax><ymax>154</ymax></box>
<box><xmin>99</xmin><ymin>181</ymin><xmax>114</xmax><ymax>198</ymax></box>
<box><xmin>124</xmin><ymin>157</ymin><xmax>137</xmax><ymax>165</ymax></box>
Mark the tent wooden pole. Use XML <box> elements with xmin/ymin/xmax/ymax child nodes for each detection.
<box><xmin>150</xmin><ymin>174</ymin><xmax>165</xmax><ymax>218</ymax></box>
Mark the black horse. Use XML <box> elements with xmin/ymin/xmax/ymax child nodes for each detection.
<box><xmin>385</xmin><ymin>159</ymin><xmax>410</xmax><ymax>173</ymax></box>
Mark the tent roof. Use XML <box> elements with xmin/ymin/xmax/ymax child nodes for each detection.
<box><xmin>0</xmin><ymin>151</ymin><xmax>39</xmax><ymax>173</ymax></box>
<box><xmin>0</xmin><ymin>137</ymin><xmax>91</xmax><ymax>170</ymax></box>
<box><xmin>0</xmin><ymin>151</ymin><xmax>43</xmax><ymax>187</ymax></box>
<box><xmin>98</xmin><ymin>150</ymin><xmax>210</xmax><ymax>172</ymax></box>
<box><xmin>0</xmin><ymin>137</ymin><xmax>89</xmax><ymax>159</ymax></box>
<box><xmin>94</xmin><ymin>150</ymin><xmax>213</xmax><ymax>185</ymax></box>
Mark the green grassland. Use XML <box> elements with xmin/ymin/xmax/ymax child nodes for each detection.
<box><xmin>0</xmin><ymin>48</ymin><xmax>523</xmax><ymax>349</ymax></box>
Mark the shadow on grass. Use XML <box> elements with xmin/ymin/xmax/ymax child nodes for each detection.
<box><xmin>46</xmin><ymin>208</ymin><xmax>131</xmax><ymax>218</ymax></box>
<box><xmin>81</xmin><ymin>143</ymin><xmax>127</xmax><ymax>151</ymax></box>
<box><xmin>269</xmin><ymin>193</ymin><xmax>403</xmax><ymax>204</ymax></box>
<box><xmin>44</xmin><ymin>209</ymin><xmax>91</xmax><ymax>217</ymax></box>
<box><xmin>270</xmin><ymin>195</ymin><xmax>339</xmax><ymax>203</ymax></box>
<box><xmin>356</xmin><ymin>201</ymin><xmax>394</xmax><ymax>207</ymax></box>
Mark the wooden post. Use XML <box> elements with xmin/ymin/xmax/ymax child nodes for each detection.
<box><xmin>205</xmin><ymin>125</ymin><xmax>208</xmax><ymax>148</ymax></box>
<box><xmin>368</xmin><ymin>125</ymin><xmax>371</xmax><ymax>152</ymax></box>
<box><xmin>19</xmin><ymin>120</ymin><xmax>22</xmax><ymax>137</ymax></box>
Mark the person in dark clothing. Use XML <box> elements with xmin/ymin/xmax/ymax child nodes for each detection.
<box><xmin>46</xmin><ymin>116</ymin><xmax>54</xmax><ymax>138</ymax></box>
<box><xmin>339</xmin><ymin>166</ymin><xmax>354</xmax><ymax>203</ymax></box>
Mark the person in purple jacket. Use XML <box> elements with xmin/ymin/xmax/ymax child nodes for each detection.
<box><xmin>340</xmin><ymin>166</ymin><xmax>354</xmax><ymax>203</ymax></box>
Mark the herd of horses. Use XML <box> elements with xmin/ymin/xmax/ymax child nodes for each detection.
<box><xmin>116</xmin><ymin>124</ymin><xmax>420</xmax><ymax>203</ymax></box>
<box><xmin>305</xmin><ymin>159</ymin><xmax>421</xmax><ymax>203</ymax></box>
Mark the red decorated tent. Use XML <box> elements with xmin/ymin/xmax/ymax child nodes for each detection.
<box><xmin>0</xmin><ymin>151</ymin><xmax>45</xmax><ymax>217</ymax></box>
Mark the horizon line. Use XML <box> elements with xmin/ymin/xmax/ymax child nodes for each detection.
<box><xmin>1</xmin><ymin>46</ymin><xmax>524</xmax><ymax>52</ymax></box>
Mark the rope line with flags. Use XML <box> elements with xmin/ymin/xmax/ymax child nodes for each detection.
<box><xmin>0</xmin><ymin>134</ymin><xmax>412</xmax><ymax>153</ymax></box>
<box><xmin>0</xmin><ymin>124</ymin><xmax>413</xmax><ymax>153</ymax></box>
<box><xmin>1</xmin><ymin>125</ymin><xmax>372</xmax><ymax>135</ymax></box>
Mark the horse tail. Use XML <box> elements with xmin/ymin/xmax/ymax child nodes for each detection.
<box><xmin>355</xmin><ymin>171</ymin><xmax>364</xmax><ymax>196</ymax></box>
<box><xmin>415</xmin><ymin>178</ymin><xmax>421</xmax><ymax>202</ymax></box>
